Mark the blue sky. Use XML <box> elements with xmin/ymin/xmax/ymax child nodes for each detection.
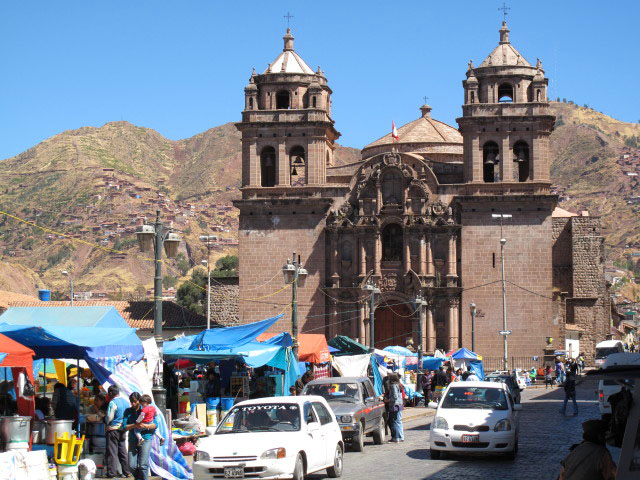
<box><xmin>1</xmin><ymin>1</ymin><xmax>638</xmax><ymax>159</ymax></box>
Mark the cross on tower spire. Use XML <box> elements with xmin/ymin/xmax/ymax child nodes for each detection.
<box><xmin>498</xmin><ymin>2</ymin><xmax>510</xmax><ymax>21</ymax></box>
<box><xmin>284</xmin><ymin>12</ymin><xmax>294</xmax><ymax>28</ymax></box>
<box><xmin>423</xmin><ymin>96</ymin><xmax>429</xmax><ymax>104</ymax></box>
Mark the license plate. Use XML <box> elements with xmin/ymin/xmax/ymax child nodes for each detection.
<box><xmin>461</xmin><ymin>434</ymin><xmax>480</xmax><ymax>443</ymax></box>
<box><xmin>224</xmin><ymin>467</ymin><xmax>244</xmax><ymax>478</ymax></box>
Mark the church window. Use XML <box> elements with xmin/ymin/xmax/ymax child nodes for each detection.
<box><xmin>382</xmin><ymin>224</ymin><xmax>403</xmax><ymax>261</ymax></box>
<box><xmin>483</xmin><ymin>141</ymin><xmax>499</xmax><ymax>183</ymax></box>
<box><xmin>312</xmin><ymin>96</ymin><xmax>317</xmax><ymax>108</ymax></box>
<box><xmin>249</xmin><ymin>97</ymin><xmax>254</xmax><ymax>109</ymax></box>
<box><xmin>289</xmin><ymin>145</ymin><xmax>306</xmax><ymax>186</ymax></box>
<box><xmin>260</xmin><ymin>146</ymin><xmax>276</xmax><ymax>187</ymax></box>
<box><xmin>513</xmin><ymin>141</ymin><xmax>530</xmax><ymax>182</ymax></box>
<box><xmin>381</xmin><ymin>169</ymin><xmax>403</xmax><ymax>205</ymax></box>
<box><xmin>326</xmin><ymin>151</ymin><xmax>331</xmax><ymax>166</ymax></box>
<box><xmin>498</xmin><ymin>83</ymin><xmax>513</xmax><ymax>103</ymax></box>
<box><xmin>276</xmin><ymin>90</ymin><xmax>290</xmax><ymax>109</ymax></box>
<box><xmin>470</xmin><ymin>91</ymin><xmax>475</xmax><ymax>104</ymax></box>
<box><xmin>536</xmin><ymin>89</ymin><xmax>541</xmax><ymax>102</ymax></box>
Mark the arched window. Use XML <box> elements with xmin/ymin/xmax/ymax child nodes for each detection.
<box><xmin>249</xmin><ymin>97</ymin><xmax>254</xmax><ymax>109</ymax></box>
<box><xmin>326</xmin><ymin>151</ymin><xmax>331</xmax><ymax>166</ymax></box>
<box><xmin>312</xmin><ymin>96</ymin><xmax>317</xmax><ymax>108</ymax></box>
<box><xmin>276</xmin><ymin>90</ymin><xmax>290</xmax><ymax>109</ymax></box>
<box><xmin>513</xmin><ymin>141</ymin><xmax>530</xmax><ymax>182</ymax></box>
<box><xmin>289</xmin><ymin>145</ymin><xmax>306</xmax><ymax>186</ymax></box>
<box><xmin>483</xmin><ymin>141</ymin><xmax>499</xmax><ymax>183</ymax></box>
<box><xmin>260</xmin><ymin>146</ymin><xmax>276</xmax><ymax>187</ymax></box>
<box><xmin>381</xmin><ymin>169</ymin><xmax>403</xmax><ymax>205</ymax></box>
<box><xmin>498</xmin><ymin>83</ymin><xmax>513</xmax><ymax>103</ymax></box>
<box><xmin>470</xmin><ymin>91</ymin><xmax>475</xmax><ymax>104</ymax></box>
<box><xmin>382</xmin><ymin>224</ymin><xmax>403</xmax><ymax>261</ymax></box>
<box><xmin>536</xmin><ymin>89</ymin><xmax>541</xmax><ymax>102</ymax></box>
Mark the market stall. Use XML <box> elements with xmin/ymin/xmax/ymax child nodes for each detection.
<box><xmin>258</xmin><ymin>332</ymin><xmax>331</xmax><ymax>378</ymax></box>
<box><xmin>447</xmin><ymin>348</ymin><xmax>485</xmax><ymax>380</ymax></box>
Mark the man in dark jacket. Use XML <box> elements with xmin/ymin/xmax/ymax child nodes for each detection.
<box><xmin>558</xmin><ymin>419</ymin><xmax>616</xmax><ymax>479</ymax></box>
<box><xmin>560</xmin><ymin>372</ymin><xmax>578</xmax><ymax>416</ymax></box>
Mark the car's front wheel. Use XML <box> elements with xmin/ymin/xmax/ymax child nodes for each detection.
<box><xmin>430</xmin><ymin>448</ymin><xmax>441</xmax><ymax>459</ymax></box>
<box><xmin>292</xmin><ymin>453</ymin><xmax>304</xmax><ymax>480</ymax></box>
<box><xmin>326</xmin><ymin>444</ymin><xmax>343</xmax><ymax>478</ymax></box>
<box><xmin>506</xmin><ymin>437</ymin><xmax>518</xmax><ymax>460</ymax></box>
<box><xmin>352</xmin><ymin>422</ymin><xmax>364</xmax><ymax>452</ymax></box>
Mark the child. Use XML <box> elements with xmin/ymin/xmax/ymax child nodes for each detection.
<box><xmin>135</xmin><ymin>394</ymin><xmax>165</xmax><ymax>445</ymax></box>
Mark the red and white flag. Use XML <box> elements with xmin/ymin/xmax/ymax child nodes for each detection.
<box><xmin>391</xmin><ymin>121</ymin><xmax>398</xmax><ymax>141</ymax></box>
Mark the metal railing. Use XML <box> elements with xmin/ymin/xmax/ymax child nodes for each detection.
<box><xmin>482</xmin><ymin>356</ymin><xmax>543</xmax><ymax>373</ymax></box>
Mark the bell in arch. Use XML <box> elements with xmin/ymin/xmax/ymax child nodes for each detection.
<box><xmin>484</xmin><ymin>152</ymin><xmax>497</xmax><ymax>165</ymax></box>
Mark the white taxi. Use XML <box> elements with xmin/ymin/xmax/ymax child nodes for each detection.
<box><xmin>193</xmin><ymin>396</ymin><xmax>344</xmax><ymax>480</ymax></box>
<box><xmin>429</xmin><ymin>381</ymin><xmax>521</xmax><ymax>460</ymax></box>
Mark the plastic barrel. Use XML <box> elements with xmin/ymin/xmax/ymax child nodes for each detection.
<box><xmin>38</xmin><ymin>289</ymin><xmax>51</xmax><ymax>301</ymax></box>
<box><xmin>206</xmin><ymin>409</ymin><xmax>218</xmax><ymax>427</ymax></box>
<box><xmin>206</xmin><ymin>397</ymin><xmax>220</xmax><ymax>410</ymax></box>
<box><xmin>220</xmin><ymin>397</ymin><xmax>234</xmax><ymax>411</ymax></box>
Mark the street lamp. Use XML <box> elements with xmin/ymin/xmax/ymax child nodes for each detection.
<box><xmin>61</xmin><ymin>270</ymin><xmax>73</xmax><ymax>306</ymax></box>
<box><xmin>136</xmin><ymin>210</ymin><xmax>182</xmax><ymax>413</ymax></box>
<box><xmin>199</xmin><ymin>235</ymin><xmax>218</xmax><ymax>330</ymax></box>
<box><xmin>414</xmin><ymin>293</ymin><xmax>426</xmax><ymax>393</ymax></box>
<box><xmin>363</xmin><ymin>279</ymin><xmax>380</xmax><ymax>349</ymax></box>
<box><xmin>492</xmin><ymin>213</ymin><xmax>512</xmax><ymax>371</ymax></box>
<box><xmin>282</xmin><ymin>252</ymin><xmax>307</xmax><ymax>361</ymax></box>
<box><xmin>470</xmin><ymin>302</ymin><xmax>477</xmax><ymax>353</ymax></box>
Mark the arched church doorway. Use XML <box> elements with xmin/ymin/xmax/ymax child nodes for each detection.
<box><xmin>374</xmin><ymin>304</ymin><xmax>415</xmax><ymax>349</ymax></box>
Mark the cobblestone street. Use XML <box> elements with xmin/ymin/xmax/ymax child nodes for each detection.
<box><xmin>309</xmin><ymin>377</ymin><xmax>613</xmax><ymax>480</ymax></box>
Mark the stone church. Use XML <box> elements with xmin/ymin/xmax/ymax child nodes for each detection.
<box><xmin>233</xmin><ymin>22</ymin><xmax>609</xmax><ymax>364</ymax></box>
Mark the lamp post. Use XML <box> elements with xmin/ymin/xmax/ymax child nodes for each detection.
<box><xmin>282</xmin><ymin>252</ymin><xmax>307</xmax><ymax>361</ymax></box>
<box><xmin>199</xmin><ymin>235</ymin><xmax>218</xmax><ymax>330</ymax></box>
<box><xmin>414</xmin><ymin>293</ymin><xmax>425</xmax><ymax>393</ymax></box>
<box><xmin>470</xmin><ymin>302</ymin><xmax>477</xmax><ymax>353</ymax></box>
<box><xmin>363</xmin><ymin>279</ymin><xmax>380</xmax><ymax>349</ymax></box>
<box><xmin>136</xmin><ymin>210</ymin><xmax>181</xmax><ymax>413</ymax></box>
<box><xmin>492</xmin><ymin>213</ymin><xmax>512</xmax><ymax>371</ymax></box>
<box><xmin>61</xmin><ymin>270</ymin><xmax>73</xmax><ymax>306</ymax></box>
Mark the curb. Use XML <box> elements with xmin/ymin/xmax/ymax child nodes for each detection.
<box><xmin>402</xmin><ymin>407</ymin><xmax>435</xmax><ymax>423</ymax></box>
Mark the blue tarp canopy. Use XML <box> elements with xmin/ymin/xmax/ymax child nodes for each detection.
<box><xmin>451</xmin><ymin>347</ymin><xmax>479</xmax><ymax>359</ymax></box>
<box><xmin>0</xmin><ymin>306</ymin><xmax>130</xmax><ymax>328</ymax></box>
<box><xmin>188</xmin><ymin>314</ymin><xmax>282</xmax><ymax>350</ymax></box>
<box><xmin>383</xmin><ymin>346</ymin><xmax>416</xmax><ymax>357</ymax></box>
<box><xmin>0</xmin><ymin>323</ymin><xmax>144</xmax><ymax>361</ymax></box>
<box><xmin>469</xmin><ymin>359</ymin><xmax>485</xmax><ymax>380</ymax></box>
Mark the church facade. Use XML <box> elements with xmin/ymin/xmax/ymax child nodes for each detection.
<box><xmin>233</xmin><ymin>23</ymin><xmax>609</xmax><ymax>364</ymax></box>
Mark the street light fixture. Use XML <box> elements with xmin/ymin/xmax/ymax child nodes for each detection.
<box><xmin>199</xmin><ymin>235</ymin><xmax>218</xmax><ymax>330</ymax></box>
<box><xmin>363</xmin><ymin>279</ymin><xmax>380</xmax><ymax>349</ymax></box>
<box><xmin>136</xmin><ymin>210</ymin><xmax>182</xmax><ymax>413</ymax></box>
<box><xmin>282</xmin><ymin>252</ymin><xmax>307</xmax><ymax>361</ymax></box>
<box><xmin>491</xmin><ymin>213</ymin><xmax>512</xmax><ymax>371</ymax></box>
<box><xmin>61</xmin><ymin>270</ymin><xmax>73</xmax><ymax>306</ymax></box>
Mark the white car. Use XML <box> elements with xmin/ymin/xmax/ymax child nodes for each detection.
<box><xmin>597</xmin><ymin>353</ymin><xmax>639</xmax><ymax>413</ymax></box>
<box><xmin>429</xmin><ymin>381</ymin><xmax>521</xmax><ymax>460</ymax></box>
<box><xmin>193</xmin><ymin>396</ymin><xmax>344</xmax><ymax>480</ymax></box>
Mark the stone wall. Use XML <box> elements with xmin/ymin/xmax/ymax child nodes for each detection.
<box><xmin>209</xmin><ymin>276</ymin><xmax>239</xmax><ymax>326</ymax></box>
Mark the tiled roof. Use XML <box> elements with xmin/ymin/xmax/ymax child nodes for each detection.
<box><xmin>478</xmin><ymin>22</ymin><xmax>531</xmax><ymax>68</ymax></box>
<box><xmin>7</xmin><ymin>300</ymin><xmax>209</xmax><ymax>330</ymax></box>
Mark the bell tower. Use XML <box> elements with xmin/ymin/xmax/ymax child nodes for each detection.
<box><xmin>236</xmin><ymin>29</ymin><xmax>340</xmax><ymax>190</ymax></box>
<box><xmin>457</xmin><ymin>21</ymin><xmax>554</xmax><ymax>187</ymax></box>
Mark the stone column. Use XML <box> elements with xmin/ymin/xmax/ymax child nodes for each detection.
<box><xmin>403</xmin><ymin>229</ymin><xmax>411</xmax><ymax>273</ymax></box>
<box><xmin>351</xmin><ymin>235</ymin><xmax>359</xmax><ymax>277</ymax></box>
<box><xmin>501</xmin><ymin>136</ymin><xmax>512</xmax><ymax>182</ymax></box>
<box><xmin>373</xmin><ymin>232</ymin><xmax>381</xmax><ymax>277</ymax></box>
<box><xmin>277</xmin><ymin>141</ymin><xmax>289</xmax><ymax>186</ymax></box>
<box><xmin>418</xmin><ymin>302</ymin><xmax>426</xmax><ymax>353</ymax></box>
<box><xmin>426</xmin><ymin>303</ymin><xmax>436</xmax><ymax>354</ymax></box>
<box><xmin>426</xmin><ymin>233</ymin><xmax>434</xmax><ymax>276</ymax></box>
<box><xmin>330</xmin><ymin>230</ymin><xmax>338</xmax><ymax>286</ymax></box>
<box><xmin>358</xmin><ymin>302</ymin><xmax>366</xmax><ymax>344</ymax></box>
<box><xmin>447</xmin><ymin>298</ymin><xmax>457</xmax><ymax>352</ymax></box>
<box><xmin>418</xmin><ymin>233</ymin><xmax>426</xmax><ymax>275</ymax></box>
<box><xmin>447</xmin><ymin>232</ymin><xmax>458</xmax><ymax>285</ymax></box>
<box><xmin>452</xmin><ymin>298</ymin><xmax>459</xmax><ymax>349</ymax></box>
<box><xmin>359</xmin><ymin>235</ymin><xmax>366</xmax><ymax>277</ymax></box>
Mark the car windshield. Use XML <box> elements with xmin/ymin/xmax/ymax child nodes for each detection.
<box><xmin>596</xmin><ymin>347</ymin><xmax>620</xmax><ymax>359</ymax></box>
<box><xmin>304</xmin><ymin>383</ymin><xmax>360</xmax><ymax>401</ymax></box>
<box><xmin>215</xmin><ymin>404</ymin><xmax>301</xmax><ymax>434</ymax></box>
<box><xmin>441</xmin><ymin>387</ymin><xmax>508</xmax><ymax>410</ymax></box>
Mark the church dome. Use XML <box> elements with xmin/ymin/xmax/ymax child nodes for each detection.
<box><xmin>477</xmin><ymin>21</ymin><xmax>531</xmax><ymax>68</ymax></box>
<box><xmin>362</xmin><ymin>105</ymin><xmax>463</xmax><ymax>161</ymax></box>
<box><xmin>264</xmin><ymin>28</ymin><xmax>314</xmax><ymax>75</ymax></box>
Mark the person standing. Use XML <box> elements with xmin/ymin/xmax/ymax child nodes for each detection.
<box><xmin>433</xmin><ymin>366</ymin><xmax>449</xmax><ymax>403</ymax></box>
<box><xmin>557</xmin><ymin>419</ymin><xmax>616</xmax><ymax>479</ymax></box>
<box><xmin>105</xmin><ymin>385</ymin><xmax>131</xmax><ymax>478</ymax></box>
<box><xmin>124</xmin><ymin>392</ymin><xmax>157</xmax><ymax>480</ymax></box>
<box><xmin>544</xmin><ymin>365</ymin><xmax>553</xmax><ymax>389</ymax></box>
<box><xmin>388</xmin><ymin>374</ymin><xmax>404</xmax><ymax>443</ymax></box>
<box><xmin>560</xmin><ymin>372</ymin><xmax>578</xmax><ymax>416</ymax></box>
<box><xmin>420</xmin><ymin>370</ymin><xmax>433</xmax><ymax>404</ymax></box>
<box><xmin>556</xmin><ymin>358</ymin><xmax>565</xmax><ymax>385</ymax></box>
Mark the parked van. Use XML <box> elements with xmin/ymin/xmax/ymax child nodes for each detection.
<box><xmin>595</xmin><ymin>340</ymin><xmax>624</xmax><ymax>368</ymax></box>
<box><xmin>596</xmin><ymin>353</ymin><xmax>639</xmax><ymax>413</ymax></box>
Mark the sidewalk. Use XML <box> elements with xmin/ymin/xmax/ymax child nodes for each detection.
<box><xmin>403</xmin><ymin>405</ymin><xmax>436</xmax><ymax>422</ymax></box>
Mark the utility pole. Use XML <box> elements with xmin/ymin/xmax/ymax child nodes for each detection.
<box><xmin>199</xmin><ymin>235</ymin><xmax>218</xmax><ymax>330</ymax></box>
<box><xmin>415</xmin><ymin>294</ymin><xmax>425</xmax><ymax>393</ymax></box>
<box><xmin>492</xmin><ymin>213</ymin><xmax>512</xmax><ymax>371</ymax></box>
<box><xmin>282</xmin><ymin>253</ymin><xmax>308</xmax><ymax>361</ymax></box>
<box><xmin>470</xmin><ymin>302</ymin><xmax>477</xmax><ymax>353</ymax></box>
<box><xmin>62</xmin><ymin>271</ymin><xmax>73</xmax><ymax>306</ymax></box>
<box><xmin>364</xmin><ymin>279</ymin><xmax>380</xmax><ymax>349</ymax></box>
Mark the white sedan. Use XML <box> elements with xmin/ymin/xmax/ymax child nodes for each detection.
<box><xmin>193</xmin><ymin>396</ymin><xmax>344</xmax><ymax>480</ymax></box>
<box><xmin>429</xmin><ymin>381</ymin><xmax>521</xmax><ymax>460</ymax></box>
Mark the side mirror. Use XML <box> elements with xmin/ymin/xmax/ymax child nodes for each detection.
<box><xmin>513</xmin><ymin>404</ymin><xmax>522</xmax><ymax>411</ymax></box>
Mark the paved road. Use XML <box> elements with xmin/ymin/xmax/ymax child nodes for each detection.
<box><xmin>309</xmin><ymin>377</ymin><xmax>610</xmax><ymax>480</ymax></box>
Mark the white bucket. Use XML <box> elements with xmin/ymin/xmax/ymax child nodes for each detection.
<box><xmin>206</xmin><ymin>409</ymin><xmax>218</xmax><ymax>427</ymax></box>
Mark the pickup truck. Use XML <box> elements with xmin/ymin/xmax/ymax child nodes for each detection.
<box><xmin>302</xmin><ymin>376</ymin><xmax>385</xmax><ymax>451</ymax></box>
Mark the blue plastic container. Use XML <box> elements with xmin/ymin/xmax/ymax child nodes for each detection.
<box><xmin>38</xmin><ymin>289</ymin><xmax>51</xmax><ymax>301</ymax></box>
<box><xmin>206</xmin><ymin>397</ymin><xmax>220</xmax><ymax>410</ymax></box>
<box><xmin>220</xmin><ymin>397</ymin><xmax>234</xmax><ymax>411</ymax></box>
